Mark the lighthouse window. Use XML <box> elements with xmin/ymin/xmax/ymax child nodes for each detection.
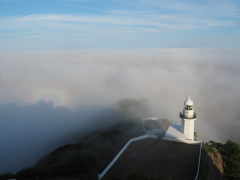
<box><xmin>185</xmin><ymin>105</ymin><xmax>193</xmax><ymax>110</ymax></box>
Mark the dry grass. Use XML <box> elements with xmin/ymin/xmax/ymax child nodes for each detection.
<box><xmin>104</xmin><ymin>139</ymin><xmax>200</xmax><ymax>180</ymax></box>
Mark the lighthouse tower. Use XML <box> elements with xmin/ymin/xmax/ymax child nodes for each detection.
<box><xmin>179</xmin><ymin>96</ymin><xmax>197</xmax><ymax>141</ymax></box>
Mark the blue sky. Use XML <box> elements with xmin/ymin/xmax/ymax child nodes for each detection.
<box><xmin>0</xmin><ymin>0</ymin><xmax>240</xmax><ymax>50</ymax></box>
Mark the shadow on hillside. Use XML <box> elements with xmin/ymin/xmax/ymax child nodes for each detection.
<box><xmin>0</xmin><ymin>101</ymin><xmax>110</xmax><ymax>173</ymax></box>
<box><xmin>0</xmin><ymin>98</ymin><xmax>151</xmax><ymax>177</ymax></box>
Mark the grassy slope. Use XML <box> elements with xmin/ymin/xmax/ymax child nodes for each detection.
<box><xmin>13</xmin><ymin>120</ymin><xmax>145</xmax><ymax>180</ymax></box>
<box><xmin>4</xmin><ymin>99</ymin><xmax>148</xmax><ymax>180</ymax></box>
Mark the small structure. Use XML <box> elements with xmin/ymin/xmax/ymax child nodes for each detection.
<box><xmin>141</xmin><ymin>117</ymin><xmax>164</xmax><ymax>135</ymax></box>
<box><xmin>164</xmin><ymin>96</ymin><xmax>200</xmax><ymax>144</ymax></box>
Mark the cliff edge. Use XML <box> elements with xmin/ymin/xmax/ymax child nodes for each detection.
<box><xmin>198</xmin><ymin>143</ymin><xmax>223</xmax><ymax>180</ymax></box>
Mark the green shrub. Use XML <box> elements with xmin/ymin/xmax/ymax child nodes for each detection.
<box><xmin>199</xmin><ymin>144</ymin><xmax>211</xmax><ymax>179</ymax></box>
<box><xmin>219</xmin><ymin>140</ymin><xmax>240</xmax><ymax>179</ymax></box>
<box><xmin>206</xmin><ymin>140</ymin><xmax>240</xmax><ymax>179</ymax></box>
<box><xmin>16</xmin><ymin>151</ymin><xmax>97</xmax><ymax>179</ymax></box>
<box><xmin>109</xmin><ymin>173</ymin><xmax>188</xmax><ymax>180</ymax></box>
<box><xmin>0</xmin><ymin>171</ymin><xmax>14</xmax><ymax>180</ymax></box>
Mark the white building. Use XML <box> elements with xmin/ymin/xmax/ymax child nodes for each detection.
<box><xmin>163</xmin><ymin>96</ymin><xmax>200</xmax><ymax>144</ymax></box>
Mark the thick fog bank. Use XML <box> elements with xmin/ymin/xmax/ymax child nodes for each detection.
<box><xmin>0</xmin><ymin>48</ymin><xmax>240</xmax><ymax>172</ymax></box>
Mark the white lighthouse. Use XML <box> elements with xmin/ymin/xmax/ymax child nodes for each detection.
<box><xmin>179</xmin><ymin>96</ymin><xmax>197</xmax><ymax>141</ymax></box>
<box><xmin>163</xmin><ymin>96</ymin><xmax>200</xmax><ymax>144</ymax></box>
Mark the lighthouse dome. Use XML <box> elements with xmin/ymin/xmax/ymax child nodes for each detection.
<box><xmin>184</xmin><ymin>96</ymin><xmax>193</xmax><ymax>105</ymax></box>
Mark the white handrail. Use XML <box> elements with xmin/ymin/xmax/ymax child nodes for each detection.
<box><xmin>194</xmin><ymin>137</ymin><xmax>202</xmax><ymax>180</ymax></box>
<box><xmin>98</xmin><ymin>134</ymin><xmax>157</xmax><ymax>180</ymax></box>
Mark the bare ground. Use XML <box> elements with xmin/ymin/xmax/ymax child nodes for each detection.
<box><xmin>104</xmin><ymin>139</ymin><xmax>200</xmax><ymax>180</ymax></box>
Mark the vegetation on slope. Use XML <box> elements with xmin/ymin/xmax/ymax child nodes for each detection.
<box><xmin>208</xmin><ymin>140</ymin><xmax>240</xmax><ymax>180</ymax></box>
<box><xmin>109</xmin><ymin>173</ymin><xmax>187</xmax><ymax>180</ymax></box>
<box><xmin>0</xmin><ymin>99</ymin><xmax>148</xmax><ymax>180</ymax></box>
<box><xmin>199</xmin><ymin>143</ymin><xmax>223</xmax><ymax>180</ymax></box>
<box><xmin>17</xmin><ymin>151</ymin><xmax>97</xmax><ymax>178</ymax></box>
<box><xmin>1</xmin><ymin>98</ymin><xmax>240</xmax><ymax>180</ymax></box>
<box><xmin>199</xmin><ymin>140</ymin><xmax>240</xmax><ymax>180</ymax></box>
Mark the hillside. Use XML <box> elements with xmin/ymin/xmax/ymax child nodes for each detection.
<box><xmin>103</xmin><ymin>139</ymin><xmax>200</xmax><ymax>180</ymax></box>
<box><xmin>0</xmin><ymin>99</ymin><xmax>150</xmax><ymax>180</ymax></box>
<box><xmin>1</xmin><ymin>123</ymin><xmax>240</xmax><ymax>180</ymax></box>
<box><xmin>1</xmin><ymin>99</ymin><xmax>240</xmax><ymax>180</ymax></box>
<box><xmin>199</xmin><ymin>140</ymin><xmax>240</xmax><ymax>180</ymax></box>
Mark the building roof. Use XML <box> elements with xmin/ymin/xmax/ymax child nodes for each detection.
<box><xmin>184</xmin><ymin>96</ymin><xmax>194</xmax><ymax>105</ymax></box>
<box><xmin>164</xmin><ymin>124</ymin><xmax>185</xmax><ymax>139</ymax></box>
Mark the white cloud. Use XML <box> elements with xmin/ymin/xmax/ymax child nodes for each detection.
<box><xmin>1</xmin><ymin>48</ymin><xmax>240</xmax><ymax>173</ymax></box>
<box><xmin>139</xmin><ymin>0</ymin><xmax>240</xmax><ymax>18</ymax></box>
<box><xmin>0</xmin><ymin>12</ymin><xmax>237</xmax><ymax>32</ymax></box>
<box><xmin>60</xmin><ymin>0</ymin><xmax>87</xmax><ymax>2</ymax></box>
<box><xmin>0</xmin><ymin>1</ymin><xmax>239</xmax><ymax>49</ymax></box>
<box><xmin>1</xmin><ymin>48</ymin><xmax>240</xmax><ymax>143</ymax></box>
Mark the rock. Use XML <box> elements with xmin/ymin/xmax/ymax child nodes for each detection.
<box><xmin>209</xmin><ymin>148</ymin><xmax>224</xmax><ymax>176</ymax></box>
<box><xmin>198</xmin><ymin>146</ymin><xmax>224</xmax><ymax>180</ymax></box>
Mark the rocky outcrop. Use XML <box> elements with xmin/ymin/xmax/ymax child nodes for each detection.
<box><xmin>208</xmin><ymin>148</ymin><xmax>223</xmax><ymax>180</ymax></box>
<box><xmin>198</xmin><ymin>146</ymin><xmax>224</xmax><ymax>180</ymax></box>
<box><xmin>209</xmin><ymin>148</ymin><xmax>224</xmax><ymax>177</ymax></box>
